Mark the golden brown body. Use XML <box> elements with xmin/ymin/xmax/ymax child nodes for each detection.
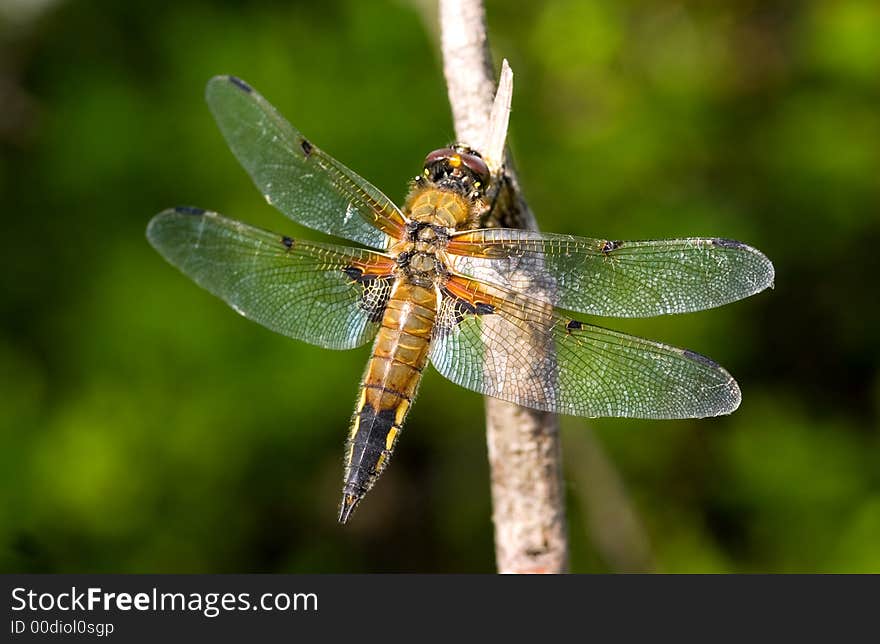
<box><xmin>338</xmin><ymin>185</ymin><xmax>476</xmax><ymax>522</ymax></box>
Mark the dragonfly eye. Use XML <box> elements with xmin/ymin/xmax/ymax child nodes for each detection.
<box><xmin>423</xmin><ymin>146</ymin><xmax>491</xmax><ymax>188</ymax></box>
<box><xmin>457</xmin><ymin>151</ymin><xmax>490</xmax><ymax>186</ymax></box>
<box><xmin>423</xmin><ymin>147</ymin><xmax>456</xmax><ymax>167</ymax></box>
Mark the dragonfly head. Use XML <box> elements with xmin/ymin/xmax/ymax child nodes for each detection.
<box><xmin>422</xmin><ymin>144</ymin><xmax>491</xmax><ymax>197</ymax></box>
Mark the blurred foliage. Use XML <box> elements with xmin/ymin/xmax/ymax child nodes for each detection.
<box><xmin>1</xmin><ymin>0</ymin><xmax>878</xmax><ymax>573</ymax></box>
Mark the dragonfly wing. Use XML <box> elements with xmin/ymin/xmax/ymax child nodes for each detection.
<box><xmin>147</xmin><ymin>207</ymin><xmax>396</xmax><ymax>350</ymax></box>
<box><xmin>205</xmin><ymin>76</ymin><xmax>407</xmax><ymax>250</ymax></box>
<box><xmin>430</xmin><ymin>275</ymin><xmax>740</xmax><ymax>418</ymax></box>
<box><xmin>446</xmin><ymin>229</ymin><xmax>775</xmax><ymax>317</ymax></box>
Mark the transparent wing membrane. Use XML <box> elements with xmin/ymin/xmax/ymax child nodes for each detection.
<box><xmin>447</xmin><ymin>230</ymin><xmax>775</xmax><ymax>318</ymax></box>
<box><xmin>147</xmin><ymin>208</ymin><xmax>395</xmax><ymax>350</ymax></box>
<box><xmin>205</xmin><ymin>76</ymin><xmax>406</xmax><ymax>249</ymax></box>
<box><xmin>430</xmin><ymin>275</ymin><xmax>740</xmax><ymax>419</ymax></box>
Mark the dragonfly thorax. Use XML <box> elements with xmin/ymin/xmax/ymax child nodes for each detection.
<box><xmin>395</xmin><ymin>248</ymin><xmax>445</xmax><ymax>288</ymax></box>
<box><xmin>404</xmin><ymin>220</ymin><xmax>450</xmax><ymax>244</ymax></box>
<box><xmin>405</xmin><ymin>182</ymin><xmax>481</xmax><ymax>230</ymax></box>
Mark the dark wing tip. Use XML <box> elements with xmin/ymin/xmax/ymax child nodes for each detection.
<box><xmin>712</xmin><ymin>238</ymin><xmax>777</xmax><ymax>293</ymax></box>
<box><xmin>205</xmin><ymin>75</ymin><xmax>253</xmax><ymax>100</ymax></box>
<box><xmin>682</xmin><ymin>348</ymin><xmax>721</xmax><ymax>369</ymax></box>
<box><xmin>226</xmin><ymin>75</ymin><xmax>253</xmax><ymax>93</ymax></box>
<box><xmin>173</xmin><ymin>205</ymin><xmax>206</xmax><ymax>216</ymax></box>
<box><xmin>682</xmin><ymin>348</ymin><xmax>742</xmax><ymax>417</ymax></box>
<box><xmin>711</xmin><ymin>238</ymin><xmax>748</xmax><ymax>250</ymax></box>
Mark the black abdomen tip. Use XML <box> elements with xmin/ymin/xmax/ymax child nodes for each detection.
<box><xmin>228</xmin><ymin>76</ymin><xmax>253</xmax><ymax>93</ymax></box>
<box><xmin>338</xmin><ymin>492</ymin><xmax>362</xmax><ymax>524</ymax></box>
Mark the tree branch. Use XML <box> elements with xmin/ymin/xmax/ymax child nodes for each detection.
<box><xmin>439</xmin><ymin>0</ymin><xmax>569</xmax><ymax>574</ymax></box>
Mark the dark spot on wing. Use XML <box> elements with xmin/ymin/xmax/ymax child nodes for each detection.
<box><xmin>361</xmin><ymin>278</ymin><xmax>392</xmax><ymax>323</ymax></box>
<box><xmin>683</xmin><ymin>348</ymin><xmax>721</xmax><ymax>369</ymax></box>
<box><xmin>600</xmin><ymin>240</ymin><xmax>622</xmax><ymax>254</ymax></box>
<box><xmin>712</xmin><ymin>238</ymin><xmax>747</xmax><ymax>250</ymax></box>
<box><xmin>343</xmin><ymin>266</ymin><xmax>365</xmax><ymax>282</ymax></box>
<box><xmin>174</xmin><ymin>206</ymin><xmax>205</xmax><ymax>216</ymax></box>
<box><xmin>300</xmin><ymin>138</ymin><xmax>313</xmax><ymax>158</ymax></box>
<box><xmin>441</xmin><ymin>288</ymin><xmax>495</xmax><ymax>326</ymax></box>
<box><xmin>344</xmin><ymin>267</ymin><xmax>392</xmax><ymax>323</ymax></box>
<box><xmin>281</xmin><ymin>236</ymin><xmax>294</xmax><ymax>249</ymax></box>
<box><xmin>228</xmin><ymin>76</ymin><xmax>252</xmax><ymax>93</ymax></box>
<box><xmin>566</xmin><ymin>319</ymin><xmax>583</xmax><ymax>332</ymax></box>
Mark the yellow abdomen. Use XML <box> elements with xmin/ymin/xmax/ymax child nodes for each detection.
<box><xmin>339</xmin><ymin>280</ymin><xmax>437</xmax><ymax>522</ymax></box>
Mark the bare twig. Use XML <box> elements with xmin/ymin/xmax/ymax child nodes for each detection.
<box><xmin>439</xmin><ymin>0</ymin><xmax>568</xmax><ymax>574</ymax></box>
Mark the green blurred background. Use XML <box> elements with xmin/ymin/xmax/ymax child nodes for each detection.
<box><xmin>1</xmin><ymin>0</ymin><xmax>878</xmax><ymax>573</ymax></box>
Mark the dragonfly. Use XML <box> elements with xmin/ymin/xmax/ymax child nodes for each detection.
<box><xmin>147</xmin><ymin>76</ymin><xmax>775</xmax><ymax>524</ymax></box>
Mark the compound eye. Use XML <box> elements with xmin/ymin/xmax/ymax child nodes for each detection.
<box><xmin>459</xmin><ymin>152</ymin><xmax>491</xmax><ymax>185</ymax></box>
<box><xmin>423</xmin><ymin>147</ymin><xmax>456</xmax><ymax>168</ymax></box>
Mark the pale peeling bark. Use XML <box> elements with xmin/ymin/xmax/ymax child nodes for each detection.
<box><xmin>439</xmin><ymin>0</ymin><xmax>568</xmax><ymax>574</ymax></box>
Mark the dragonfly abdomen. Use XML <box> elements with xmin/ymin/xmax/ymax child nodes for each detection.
<box><xmin>339</xmin><ymin>281</ymin><xmax>437</xmax><ymax>523</ymax></box>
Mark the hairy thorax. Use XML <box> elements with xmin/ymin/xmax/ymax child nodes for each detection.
<box><xmin>391</xmin><ymin>183</ymin><xmax>483</xmax><ymax>288</ymax></box>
